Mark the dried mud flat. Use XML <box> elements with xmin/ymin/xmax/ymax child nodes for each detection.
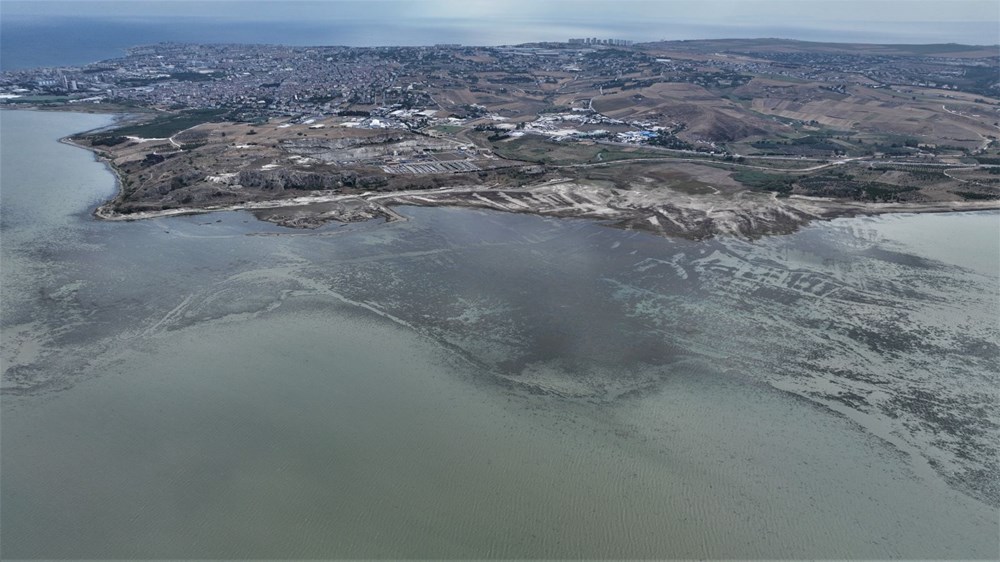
<box><xmin>95</xmin><ymin>178</ymin><xmax>1000</xmax><ymax>240</ymax></box>
<box><xmin>250</xmin><ymin>197</ymin><xmax>405</xmax><ymax>228</ymax></box>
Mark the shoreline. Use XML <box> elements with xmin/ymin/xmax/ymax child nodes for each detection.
<box><xmin>59</xmin><ymin>134</ymin><xmax>134</xmax><ymax>218</ymax></box>
<box><xmin>91</xmin><ymin>180</ymin><xmax>1000</xmax><ymax>237</ymax></box>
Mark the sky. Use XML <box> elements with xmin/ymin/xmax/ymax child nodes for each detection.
<box><xmin>2</xmin><ymin>0</ymin><xmax>998</xmax><ymax>45</ymax></box>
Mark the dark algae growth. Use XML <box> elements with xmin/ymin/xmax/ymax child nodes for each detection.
<box><xmin>2</xmin><ymin>110</ymin><xmax>999</xmax><ymax>558</ymax></box>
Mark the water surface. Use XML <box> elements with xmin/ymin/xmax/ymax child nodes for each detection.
<box><xmin>1</xmin><ymin>110</ymin><xmax>998</xmax><ymax>558</ymax></box>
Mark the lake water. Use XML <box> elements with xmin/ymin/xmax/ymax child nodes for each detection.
<box><xmin>1</xmin><ymin>109</ymin><xmax>998</xmax><ymax>558</ymax></box>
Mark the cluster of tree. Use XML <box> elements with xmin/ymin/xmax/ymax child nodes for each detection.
<box><xmin>647</xmin><ymin>132</ymin><xmax>692</xmax><ymax>150</ymax></box>
<box><xmin>733</xmin><ymin>170</ymin><xmax>795</xmax><ymax>195</ymax></box>
<box><xmin>141</xmin><ymin>153</ymin><xmax>166</xmax><ymax>167</ymax></box>
<box><xmin>460</xmin><ymin>104</ymin><xmax>488</xmax><ymax>118</ymax></box>
<box><xmin>953</xmin><ymin>190</ymin><xmax>1000</xmax><ymax>200</ymax></box>
<box><xmin>90</xmin><ymin>135</ymin><xmax>128</xmax><ymax>147</ymax></box>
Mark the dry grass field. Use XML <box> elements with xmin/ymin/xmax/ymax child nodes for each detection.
<box><xmin>747</xmin><ymin>83</ymin><xmax>998</xmax><ymax>148</ymax></box>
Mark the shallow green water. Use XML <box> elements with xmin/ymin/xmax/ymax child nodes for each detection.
<box><xmin>2</xmin><ymin>110</ymin><xmax>998</xmax><ymax>558</ymax></box>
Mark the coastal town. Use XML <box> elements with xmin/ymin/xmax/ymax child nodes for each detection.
<box><xmin>3</xmin><ymin>38</ymin><xmax>998</xmax><ymax>236</ymax></box>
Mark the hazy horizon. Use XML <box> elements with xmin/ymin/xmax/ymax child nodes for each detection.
<box><xmin>3</xmin><ymin>0</ymin><xmax>998</xmax><ymax>47</ymax></box>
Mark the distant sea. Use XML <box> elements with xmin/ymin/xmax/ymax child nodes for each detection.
<box><xmin>3</xmin><ymin>14</ymin><xmax>996</xmax><ymax>70</ymax></box>
<box><xmin>1</xmin><ymin>18</ymin><xmax>352</xmax><ymax>70</ymax></box>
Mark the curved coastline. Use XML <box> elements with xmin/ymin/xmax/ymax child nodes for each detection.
<box><xmin>38</xmin><ymin>107</ymin><xmax>1000</xmax><ymax>237</ymax></box>
<box><xmin>2</xmin><ymin>105</ymin><xmax>998</xmax><ymax>558</ymax></box>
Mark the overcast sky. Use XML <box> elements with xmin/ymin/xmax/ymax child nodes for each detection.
<box><xmin>3</xmin><ymin>0</ymin><xmax>998</xmax><ymax>45</ymax></box>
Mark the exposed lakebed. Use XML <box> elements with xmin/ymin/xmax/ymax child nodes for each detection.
<box><xmin>2</xmin><ymin>110</ymin><xmax>998</xmax><ymax>558</ymax></box>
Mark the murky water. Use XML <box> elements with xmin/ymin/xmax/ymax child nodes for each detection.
<box><xmin>2</xmin><ymin>110</ymin><xmax>998</xmax><ymax>558</ymax></box>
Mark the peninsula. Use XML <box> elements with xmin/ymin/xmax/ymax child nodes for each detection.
<box><xmin>5</xmin><ymin>39</ymin><xmax>998</xmax><ymax>237</ymax></box>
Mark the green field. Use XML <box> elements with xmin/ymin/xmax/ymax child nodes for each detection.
<box><xmin>732</xmin><ymin>169</ymin><xmax>797</xmax><ymax>194</ymax></box>
<box><xmin>92</xmin><ymin>108</ymin><xmax>228</xmax><ymax>139</ymax></box>
<box><xmin>4</xmin><ymin>95</ymin><xmax>71</xmax><ymax>104</ymax></box>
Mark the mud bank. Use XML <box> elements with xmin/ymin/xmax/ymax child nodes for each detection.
<box><xmin>94</xmin><ymin>180</ymin><xmax>999</xmax><ymax>238</ymax></box>
<box><xmin>94</xmin><ymin>194</ymin><xmax>405</xmax><ymax>227</ymax></box>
